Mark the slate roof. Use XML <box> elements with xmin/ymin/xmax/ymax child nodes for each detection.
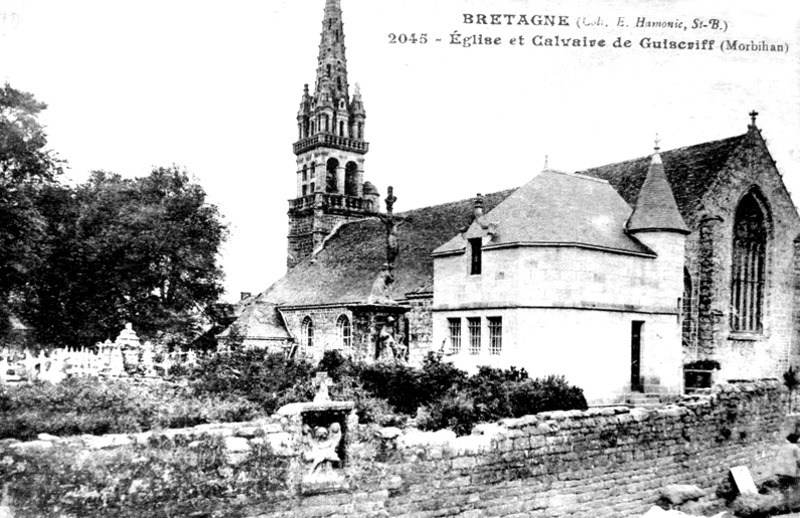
<box><xmin>579</xmin><ymin>134</ymin><xmax>746</xmax><ymax>220</ymax></box>
<box><xmin>434</xmin><ymin>170</ymin><xmax>653</xmax><ymax>256</ymax></box>
<box><xmin>627</xmin><ymin>153</ymin><xmax>690</xmax><ymax>234</ymax></box>
<box><xmin>217</xmin><ymin>301</ymin><xmax>291</xmax><ymax>340</ymax></box>
<box><xmin>252</xmin><ymin>189</ymin><xmax>516</xmax><ymax>307</ymax></box>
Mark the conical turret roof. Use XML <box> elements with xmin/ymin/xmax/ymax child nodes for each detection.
<box><xmin>627</xmin><ymin>143</ymin><xmax>690</xmax><ymax>234</ymax></box>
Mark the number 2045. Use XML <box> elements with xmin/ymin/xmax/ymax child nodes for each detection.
<box><xmin>388</xmin><ymin>33</ymin><xmax>428</xmax><ymax>44</ymax></box>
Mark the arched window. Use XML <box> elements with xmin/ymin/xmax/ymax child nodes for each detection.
<box><xmin>301</xmin><ymin>317</ymin><xmax>314</xmax><ymax>354</ymax></box>
<box><xmin>339</xmin><ymin>120</ymin><xmax>344</xmax><ymax>136</ymax></box>
<box><xmin>326</xmin><ymin>158</ymin><xmax>339</xmax><ymax>193</ymax></box>
<box><xmin>682</xmin><ymin>268</ymin><xmax>696</xmax><ymax>349</ymax></box>
<box><xmin>730</xmin><ymin>191</ymin><xmax>768</xmax><ymax>333</ymax></box>
<box><xmin>345</xmin><ymin>162</ymin><xmax>358</xmax><ymax>196</ymax></box>
<box><xmin>337</xmin><ymin>315</ymin><xmax>352</xmax><ymax>350</ymax></box>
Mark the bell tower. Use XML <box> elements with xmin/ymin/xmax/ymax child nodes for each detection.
<box><xmin>288</xmin><ymin>0</ymin><xmax>378</xmax><ymax>269</ymax></box>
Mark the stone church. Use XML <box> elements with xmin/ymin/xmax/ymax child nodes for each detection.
<box><xmin>221</xmin><ymin>0</ymin><xmax>800</xmax><ymax>404</ymax></box>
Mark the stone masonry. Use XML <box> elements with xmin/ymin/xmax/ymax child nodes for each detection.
<box><xmin>684</xmin><ymin>128</ymin><xmax>800</xmax><ymax>380</ymax></box>
<box><xmin>4</xmin><ymin>380</ymin><xmax>788</xmax><ymax>517</ymax></box>
<box><xmin>246</xmin><ymin>380</ymin><xmax>787</xmax><ymax>517</ymax></box>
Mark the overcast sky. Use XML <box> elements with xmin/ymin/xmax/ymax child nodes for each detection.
<box><xmin>1</xmin><ymin>0</ymin><xmax>798</xmax><ymax>302</ymax></box>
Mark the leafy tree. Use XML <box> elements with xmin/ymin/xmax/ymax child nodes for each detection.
<box><xmin>24</xmin><ymin>167</ymin><xmax>228</xmax><ymax>347</ymax></box>
<box><xmin>0</xmin><ymin>83</ymin><xmax>63</xmax><ymax>337</ymax></box>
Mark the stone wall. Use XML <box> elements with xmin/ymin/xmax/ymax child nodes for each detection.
<box><xmin>248</xmin><ymin>380</ymin><xmax>787</xmax><ymax>518</ymax></box>
<box><xmin>2</xmin><ymin>380</ymin><xmax>789</xmax><ymax>517</ymax></box>
<box><xmin>685</xmin><ymin>128</ymin><xmax>800</xmax><ymax>381</ymax></box>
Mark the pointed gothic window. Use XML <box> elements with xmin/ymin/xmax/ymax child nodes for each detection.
<box><xmin>730</xmin><ymin>191</ymin><xmax>768</xmax><ymax>333</ymax></box>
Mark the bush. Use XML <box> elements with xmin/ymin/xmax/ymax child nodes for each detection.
<box><xmin>1</xmin><ymin>433</ymin><xmax>289</xmax><ymax>518</ymax></box>
<box><xmin>731</xmin><ymin>492</ymin><xmax>785</xmax><ymax>517</ymax></box>
<box><xmin>508</xmin><ymin>375</ymin><xmax>588</xmax><ymax>416</ymax></box>
<box><xmin>413</xmin><ymin>366</ymin><xmax>586</xmax><ymax>435</ymax></box>
<box><xmin>0</xmin><ymin>377</ymin><xmax>261</xmax><ymax>441</ymax></box>
<box><xmin>415</xmin><ymin>390</ymin><xmax>477</xmax><ymax>436</ymax></box>
<box><xmin>190</xmin><ymin>350</ymin><xmax>315</xmax><ymax>414</ymax></box>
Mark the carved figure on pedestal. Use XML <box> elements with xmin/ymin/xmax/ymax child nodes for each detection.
<box><xmin>302</xmin><ymin>422</ymin><xmax>343</xmax><ymax>474</ymax></box>
<box><xmin>376</xmin><ymin>317</ymin><xmax>406</xmax><ymax>363</ymax></box>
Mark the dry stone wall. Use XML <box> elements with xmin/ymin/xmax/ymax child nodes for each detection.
<box><xmin>250</xmin><ymin>380</ymin><xmax>787</xmax><ymax>518</ymax></box>
<box><xmin>1</xmin><ymin>380</ymin><xmax>790</xmax><ymax>517</ymax></box>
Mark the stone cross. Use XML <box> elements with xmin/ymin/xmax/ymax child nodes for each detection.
<box><xmin>313</xmin><ymin>371</ymin><xmax>332</xmax><ymax>403</ymax></box>
<box><xmin>749</xmin><ymin>110</ymin><xmax>759</xmax><ymax>126</ymax></box>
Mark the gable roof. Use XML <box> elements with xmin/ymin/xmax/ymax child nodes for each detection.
<box><xmin>434</xmin><ymin>170</ymin><xmax>653</xmax><ymax>256</ymax></box>
<box><xmin>217</xmin><ymin>302</ymin><xmax>291</xmax><ymax>340</ymax></box>
<box><xmin>252</xmin><ymin>189</ymin><xmax>516</xmax><ymax>307</ymax></box>
<box><xmin>579</xmin><ymin>134</ymin><xmax>746</xmax><ymax>220</ymax></box>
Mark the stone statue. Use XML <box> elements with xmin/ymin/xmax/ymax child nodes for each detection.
<box><xmin>376</xmin><ymin>317</ymin><xmax>405</xmax><ymax>363</ymax></box>
<box><xmin>313</xmin><ymin>371</ymin><xmax>332</xmax><ymax>403</ymax></box>
<box><xmin>302</xmin><ymin>422</ymin><xmax>343</xmax><ymax>474</ymax></box>
<box><xmin>367</xmin><ymin>263</ymin><xmax>395</xmax><ymax>304</ymax></box>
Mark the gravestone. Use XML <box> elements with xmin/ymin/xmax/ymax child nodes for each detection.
<box><xmin>730</xmin><ymin>465</ymin><xmax>758</xmax><ymax>495</ymax></box>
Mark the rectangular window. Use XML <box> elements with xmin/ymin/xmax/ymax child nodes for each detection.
<box><xmin>448</xmin><ymin>318</ymin><xmax>462</xmax><ymax>354</ymax></box>
<box><xmin>469</xmin><ymin>238</ymin><xmax>482</xmax><ymax>275</ymax></box>
<box><xmin>468</xmin><ymin>317</ymin><xmax>481</xmax><ymax>355</ymax></box>
<box><xmin>488</xmin><ymin>317</ymin><xmax>502</xmax><ymax>355</ymax></box>
<box><xmin>302</xmin><ymin>184</ymin><xmax>308</xmax><ymax>196</ymax></box>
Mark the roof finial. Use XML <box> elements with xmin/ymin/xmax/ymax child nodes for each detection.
<box><xmin>651</xmin><ymin>134</ymin><xmax>663</xmax><ymax>165</ymax></box>
<box><xmin>749</xmin><ymin>110</ymin><xmax>759</xmax><ymax>127</ymax></box>
<box><xmin>543</xmin><ymin>155</ymin><xmax>549</xmax><ymax>170</ymax></box>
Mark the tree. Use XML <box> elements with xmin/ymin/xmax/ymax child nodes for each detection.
<box><xmin>0</xmin><ymin>83</ymin><xmax>63</xmax><ymax>337</ymax></box>
<box><xmin>24</xmin><ymin>167</ymin><xmax>228</xmax><ymax>347</ymax></box>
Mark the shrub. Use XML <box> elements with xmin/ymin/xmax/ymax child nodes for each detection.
<box><xmin>190</xmin><ymin>350</ymin><xmax>315</xmax><ymax>414</ymax></box>
<box><xmin>354</xmin><ymin>361</ymin><xmax>423</xmax><ymax>415</ymax></box>
<box><xmin>1</xmin><ymin>433</ymin><xmax>289</xmax><ymax>518</ymax></box>
<box><xmin>731</xmin><ymin>492</ymin><xmax>785</xmax><ymax>517</ymax></box>
<box><xmin>414</xmin><ymin>367</ymin><xmax>586</xmax><ymax>435</ymax></box>
<box><xmin>508</xmin><ymin>375</ymin><xmax>588</xmax><ymax>416</ymax></box>
<box><xmin>415</xmin><ymin>390</ymin><xmax>477</xmax><ymax>436</ymax></box>
<box><xmin>0</xmin><ymin>377</ymin><xmax>261</xmax><ymax>441</ymax></box>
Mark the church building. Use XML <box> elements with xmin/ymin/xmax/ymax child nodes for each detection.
<box><xmin>221</xmin><ymin>0</ymin><xmax>800</xmax><ymax>404</ymax></box>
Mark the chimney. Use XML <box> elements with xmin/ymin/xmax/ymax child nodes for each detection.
<box><xmin>474</xmin><ymin>193</ymin><xmax>484</xmax><ymax>219</ymax></box>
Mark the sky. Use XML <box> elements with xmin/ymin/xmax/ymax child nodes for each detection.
<box><xmin>0</xmin><ymin>0</ymin><xmax>798</xmax><ymax>302</ymax></box>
